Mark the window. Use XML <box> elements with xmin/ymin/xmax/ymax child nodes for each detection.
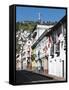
<box><xmin>32</xmin><ymin>32</ymin><xmax>37</xmax><ymax>38</ymax></box>
<box><xmin>61</xmin><ymin>41</ymin><xmax>63</xmax><ymax>49</ymax></box>
<box><xmin>55</xmin><ymin>42</ymin><xmax>60</xmax><ymax>56</ymax></box>
<box><xmin>64</xmin><ymin>36</ymin><xmax>66</xmax><ymax>50</ymax></box>
<box><xmin>50</xmin><ymin>44</ymin><xmax>54</xmax><ymax>58</ymax></box>
<box><xmin>27</xmin><ymin>57</ymin><xmax>30</xmax><ymax>63</ymax></box>
<box><xmin>38</xmin><ymin>51</ymin><xmax>40</xmax><ymax>59</ymax></box>
<box><xmin>28</xmin><ymin>51</ymin><xmax>30</xmax><ymax>54</ymax></box>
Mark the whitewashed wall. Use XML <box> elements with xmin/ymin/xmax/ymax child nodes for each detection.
<box><xmin>48</xmin><ymin>23</ymin><xmax>66</xmax><ymax>79</ymax></box>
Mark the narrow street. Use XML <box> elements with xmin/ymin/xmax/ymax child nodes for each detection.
<box><xmin>16</xmin><ymin>7</ymin><xmax>67</xmax><ymax>83</ymax></box>
<box><xmin>16</xmin><ymin>70</ymin><xmax>54</xmax><ymax>84</ymax></box>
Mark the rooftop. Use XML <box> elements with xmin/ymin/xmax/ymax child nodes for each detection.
<box><xmin>32</xmin><ymin>15</ymin><xmax>67</xmax><ymax>49</ymax></box>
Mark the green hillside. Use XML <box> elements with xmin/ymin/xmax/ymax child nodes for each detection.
<box><xmin>16</xmin><ymin>22</ymin><xmax>37</xmax><ymax>31</ymax></box>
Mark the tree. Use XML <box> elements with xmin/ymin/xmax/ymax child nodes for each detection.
<box><xmin>16</xmin><ymin>21</ymin><xmax>37</xmax><ymax>31</ymax></box>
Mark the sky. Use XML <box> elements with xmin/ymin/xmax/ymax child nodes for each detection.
<box><xmin>16</xmin><ymin>6</ymin><xmax>66</xmax><ymax>22</ymax></box>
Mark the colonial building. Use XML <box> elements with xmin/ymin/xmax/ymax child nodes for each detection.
<box><xmin>20</xmin><ymin>24</ymin><xmax>53</xmax><ymax>71</ymax></box>
<box><xmin>48</xmin><ymin>15</ymin><xmax>66</xmax><ymax>79</ymax></box>
<box><xmin>31</xmin><ymin>24</ymin><xmax>54</xmax><ymax>72</ymax></box>
<box><xmin>31</xmin><ymin>24</ymin><xmax>53</xmax><ymax>45</ymax></box>
<box><xmin>31</xmin><ymin>15</ymin><xmax>66</xmax><ymax>79</ymax></box>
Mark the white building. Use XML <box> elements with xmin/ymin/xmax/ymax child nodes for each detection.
<box><xmin>48</xmin><ymin>15</ymin><xmax>66</xmax><ymax>79</ymax></box>
<box><xmin>31</xmin><ymin>24</ymin><xmax>54</xmax><ymax>72</ymax></box>
<box><xmin>31</xmin><ymin>15</ymin><xmax>67</xmax><ymax>79</ymax></box>
<box><xmin>32</xmin><ymin>24</ymin><xmax>53</xmax><ymax>45</ymax></box>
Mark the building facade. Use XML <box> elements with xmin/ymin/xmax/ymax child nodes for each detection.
<box><xmin>21</xmin><ymin>39</ymin><xmax>32</xmax><ymax>70</ymax></box>
<box><xmin>48</xmin><ymin>16</ymin><xmax>66</xmax><ymax>79</ymax></box>
<box><xmin>31</xmin><ymin>15</ymin><xmax>66</xmax><ymax>79</ymax></box>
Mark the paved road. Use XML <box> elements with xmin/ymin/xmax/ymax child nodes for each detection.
<box><xmin>16</xmin><ymin>70</ymin><xmax>53</xmax><ymax>84</ymax></box>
